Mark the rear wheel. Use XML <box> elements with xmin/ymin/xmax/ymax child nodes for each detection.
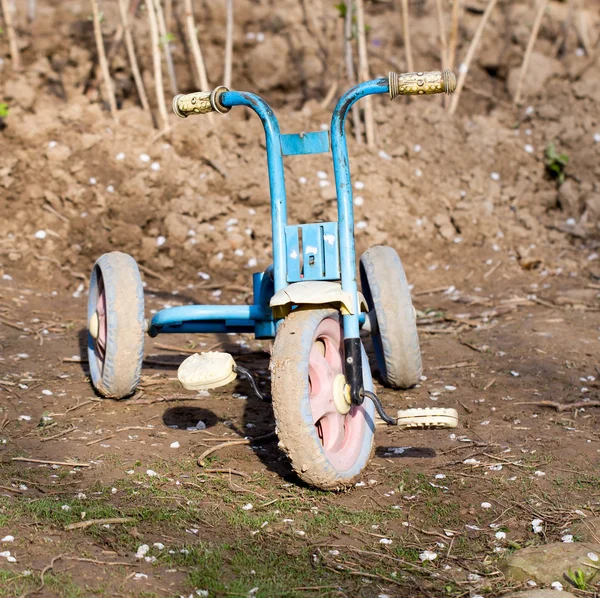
<box><xmin>270</xmin><ymin>309</ymin><xmax>375</xmax><ymax>490</ymax></box>
<box><xmin>87</xmin><ymin>252</ymin><xmax>145</xmax><ymax>399</ymax></box>
<box><xmin>360</xmin><ymin>246</ymin><xmax>422</xmax><ymax>389</ymax></box>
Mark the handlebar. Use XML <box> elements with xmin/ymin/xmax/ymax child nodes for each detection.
<box><xmin>172</xmin><ymin>85</ymin><xmax>230</xmax><ymax>118</ymax></box>
<box><xmin>172</xmin><ymin>69</ymin><xmax>456</xmax><ymax>119</ymax></box>
<box><xmin>388</xmin><ymin>69</ymin><xmax>456</xmax><ymax>99</ymax></box>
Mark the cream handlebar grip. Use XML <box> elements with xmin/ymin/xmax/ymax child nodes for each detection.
<box><xmin>388</xmin><ymin>69</ymin><xmax>456</xmax><ymax>99</ymax></box>
<box><xmin>172</xmin><ymin>86</ymin><xmax>230</xmax><ymax>118</ymax></box>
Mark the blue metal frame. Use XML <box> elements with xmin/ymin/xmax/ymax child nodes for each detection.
<box><xmin>150</xmin><ymin>79</ymin><xmax>390</xmax><ymax>341</ymax></box>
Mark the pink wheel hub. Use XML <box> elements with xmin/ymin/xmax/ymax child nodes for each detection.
<box><xmin>308</xmin><ymin>318</ymin><xmax>368</xmax><ymax>470</ymax></box>
<box><xmin>93</xmin><ymin>276</ymin><xmax>107</xmax><ymax>372</ymax></box>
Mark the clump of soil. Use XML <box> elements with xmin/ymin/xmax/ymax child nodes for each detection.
<box><xmin>0</xmin><ymin>0</ymin><xmax>599</xmax><ymax>294</ymax></box>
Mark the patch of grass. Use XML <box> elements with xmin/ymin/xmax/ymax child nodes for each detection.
<box><xmin>0</xmin><ymin>569</ymin><xmax>81</xmax><ymax>598</ymax></box>
<box><xmin>570</xmin><ymin>474</ymin><xmax>600</xmax><ymax>490</ymax></box>
<box><xmin>545</xmin><ymin>142</ymin><xmax>569</xmax><ymax>184</ymax></box>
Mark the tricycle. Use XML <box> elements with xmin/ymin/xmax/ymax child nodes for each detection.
<box><xmin>87</xmin><ymin>69</ymin><xmax>459</xmax><ymax>489</ymax></box>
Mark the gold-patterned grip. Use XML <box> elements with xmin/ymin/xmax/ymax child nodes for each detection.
<box><xmin>389</xmin><ymin>70</ymin><xmax>456</xmax><ymax>100</ymax></box>
<box><xmin>172</xmin><ymin>86</ymin><xmax>230</xmax><ymax>118</ymax></box>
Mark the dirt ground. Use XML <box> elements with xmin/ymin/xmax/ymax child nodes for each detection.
<box><xmin>1</xmin><ymin>0</ymin><xmax>600</xmax><ymax>596</ymax></box>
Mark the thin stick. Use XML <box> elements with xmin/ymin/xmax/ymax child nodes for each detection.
<box><xmin>197</xmin><ymin>432</ymin><xmax>276</xmax><ymax>466</ymax></box>
<box><xmin>154</xmin><ymin>0</ymin><xmax>178</xmax><ymax>95</ymax></box>
<box><xmin>12</xmin><ymin>457</ymin><xmax>90</xmax><ymax>467</ymax></box>
<box><xmin>147</xmin><ymin>0</ymin><xmax>169</xmax><ymax>130</ymax></box>
<box><xmin>448</xmin><ymin>0</ymin><xmax>498</xmax><ymax>116</ymax></box>
<box><xmin>514</xmin><ymin>400</ymin><xmax>600</xmax><ymax>412</ymax></box>
<box><xmin>224</xmin><ymin>0</ymin><xmax>233</xmax><ymax>88</ymax></box>
<box><xmin>435</xmin><ymin>0</ymin><xmax>448</xmax><ymax>70</ymax></box>
<box><xmin>65</xmin><ymin>517</ymin><xmax>136</xmax><ymax>531</ymax></box>
<box><xmin>355</xmin><ymin>0</ymin><xmax>375</xmax><ymax>148</ymax></box>
<box><xmin>27</xmin><ymin>0</ymin><xmax>35</xmax><ymax>22</ymax></box>
<box><xmin>41</xmin><ymin>426</ymin><xmax>77</xmax><ymax>442</ymax></box>
<box><xmin>0</xmin><ymin>485</ymin><xmax>24</xmax><ymax>494</ymax></box>
<box><xmin>400</xmin><ymin>0</ymin><xmax>413</xmax><ymax>72</ymax></box>
<box><xmin>448</xmin><ymin>0</ymin><xmax>461</xmax><ymax>73</ymax></box>
<box><xmin>19</xmin><ymin>555</ymin><xmax>63</xmax><ymax>598</ymax></box>
<box><xmin>164</xmin><ymin>0</ymin><xmax>173</xmax><ymax>32</ymax></box>
<box><xmin>184</xmin><ymin>0</ymin><xmax>210</xmax><ymax>90</ymax></box>
<box><xmin>91</xmin><ymin>0</ymin><xmax>118</xmax><ymax>120</ymax></box>
<box><xmin>431</xmin><ymin>361</ymin><xmax>477</xmax><ymax>370</ymax></box>
<box><xmin>86</xmin><ymin>434</ymin><xmax>114</xmax><ymax>446</ymax></box>
<box><xmin>513</xmin><ymin>0</ymin><xmax>548</xmax><ymax>105</ymax></box>
<box><xmin>344</xmin><ymin>0</ymin><xmax>362</xmax><ymax>143</ymax></box>
<box><xmin>118</xmin><ymin>0</ymin><xmax>153</xmax><ymax>120</ymax></box>
<box><xmin>319</xmin><ymin>81</ymin><xmax>338</xmax><ymax>109</ymax></box>
<box><xmin>154</xmin><ymin>342</ymin><xmax>204</xmax><ymax>354</ymax></box>
<box><xmin>204</xmin><ymin>468</ymin><xmax>249</xmax><ymax>478</ymax></box>
<box><xmin>64</xmin><ymin>556</ymin><xmax>136</xmax><ymax>567</ymax></box>
<box><xmin>0</xmin><ymin>0</ymin><xmax>21</xmax><ymax>71</ymax></box>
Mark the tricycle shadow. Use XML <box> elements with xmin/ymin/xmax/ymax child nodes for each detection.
<box><xmin>77</xmin><ymin>326</ymin><xmax>295</xmax><ymax>479</ymax></box>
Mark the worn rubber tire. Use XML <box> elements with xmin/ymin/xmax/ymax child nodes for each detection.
<box><xmin>360</xmin><ymin>246</ymin><xmax>422</xmax><ymax>389</ymax></box>
<box><xmin>87</xmin><ymin>252</ymin><xmax>145</xmax><ymax>399</ymax></box>
<box><xmin>270</xmin><ymin>309</ymin><xmax>375</xmax><ymax>490</ymax></box>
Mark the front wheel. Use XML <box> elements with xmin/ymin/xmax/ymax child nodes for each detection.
<box><xmin>270</xmin><ymin>309</ymin><xmax>375</xmax><ymax>490</ymax></box>
<box><xmin>87</xmin><ymin>252</ymin><xmax>145</xmax><ymax>399</ymax></box>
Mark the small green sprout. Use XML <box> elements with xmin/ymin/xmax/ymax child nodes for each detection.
<box><xmin>545</xmin><ymin>142</ymin><xmax>569</xmax><ymax>184</ymax></box>
<box><xmin>564</xmin><ymin>567</ymin><xmax>591</xmax><ymax>590</ymax></box>
<box><xmin>160</xmin><ymin>32</ymin><xmax>175</xmax><ymax>45</ymax></box>
<box><xmin>0</xmin><ymin>103</ymin><xmax>8</xmax><ymax>118</ymax></box>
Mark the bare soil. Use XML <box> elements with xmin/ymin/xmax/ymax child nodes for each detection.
<box><xmin>1</xmin><ymin>0</ymin><xmax>600</xmax><ymax>596</ymax></box>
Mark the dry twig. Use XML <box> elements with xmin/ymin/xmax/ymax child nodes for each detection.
<box><xmin>344</xmin><ymin>0</ymin><xmax>362</xmax><ymax>143</ymax></box>
<box><xmin>355</xmin><ymin>0</ymin><xmax>375</xmax><ymax>147</ymax></box>
<box><xmin>184</xmin><ymin>0</ymin><xmax>210</xmax><ymax>91</ymax></box>
<box><xmin>197</xmin><ymin>432</ymin><xmax>276</xmax><ymax>466</ymax></box>
<box><xmin>91</xmin><ymin>0</ymin><xmax>118</xmax><ymax>120</ymax></box>
<box><xmin>18</xmin><ymin>555</ymin><xmax>63</xmax><ymax>598</ymax></box>
<box><xmin>514</xmin><ymin>0</ymin><xmax>548</xmax><ymax>105</ymax></box>
<box><xmin>448</xmin><ymin>0</ymin><xmax>498</xmax><ymax>115</ymax></box>
<box><xmin>515</xmin><ymin>400</ymin><xmax>600</xmax><ymax>412</ymax></box>
<box><xmin>41</xmin><ymin>426</ymin><xmax>77</xmax><ymax>442</ymax></box>
<box><xmin>0</xmin><ymin>0</ymin><xmax>21</xmax><ymax>71</ymax></box>
<box><xmin>12</xmin><ymin>457</ymin><xmax>90</xmax><ymax>467</ymax></box>
<box><xmin>119</xmin><ymin>0</ymin><xmax>153</xmax><ymax>120</ymax></box>
<box><xmin>65</xmin><ymin>517</ymin><xmax>136</xmax><ymax>531</ymax></box>
<box><xmin>154</xmin><ymin>0</ymin><xmax>178</xmax><ymax>95</ymax></box>
<box><xmin>448</xmin><ymin>0</ymin><xmax>461</xmax><ymax>73</ymax></box>
<box><xmin>147</xmin><ymin>0</ymin><xmax>169</xmax><ymax>130</ymax></box>
<box><xmin>224</xmin><ymin>0</ymin><xmax>233</xmax><ymax>88</ymax></box>
<box><xmin>400</xmin><ymin>0</ymin><xmax>413</xmax><ymax>72</ymax></box>
<box><xmin>435</xmin><ymin>0</ymin><xmax>448</xmax><ymax>70</ymax></box>
<box><xmin>64</xmin><ymin>556</ymin><xmax>136</xmax><ymax>566</ymax></box>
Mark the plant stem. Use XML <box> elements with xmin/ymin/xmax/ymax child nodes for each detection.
<box><xmin>154</xmin><ymin>0</ymin><xmax>178</xmax><ymax>95</ymax></box>
<box><xmin>90</xmin><ymin>0</ymin><xmax>118</xmax><ymax>120</ymax></box>
<box><xmin>401</xmin><ymin>0</ymin><xmax>413</xmax><ymax>72</ymax></box>
<box><xmin>448</xmin><ymin>0</ymin><xmax>498</xmax><ymax>116</ymax></box>
<box><xmin>435</xmin><ymin>0</ymin><xmax>448</xmax><ymax>70</ymax></box>
<box><xmin>165</xmin><ymin>0</ymin><xmax>173</xmax><ymax>32</ymax></box>
<box><xmin>514</xmin><ymin>0</ymin><xmax>548</xmax><ymax>105</ymax></box>
<box><xmin>448</xmin><ymin>0</ymin><xmax>461</xmax><ymax>73</ymax></box>
<box><xmin>147</xmin><ymin>0</ymin><xmax>169</xmax><ymax>130</ymax></box>
<box><xmin>344</xmin><ymin>0</ymin><xmax>362</xmax><ymax>144</ymax></box>
<box><xmin>0</xmin><ymin>0</ymin><xmax>21</xmax><ymax>71</ymax></box>
<box><xmin>224</xmin><ymin>0</ymin><xmax>233</xmax><ymax>88</ymax></box>
<box><xmin>118</xmin><ymin>0</ymin><xmax>154</xmax><ymax>124</ymax></box>
<box><xmin>355</xmin><ymin>0</ymin><xmax>375</xmax><ymax>148</ymax></box>
<box><xmin>184</xmin><ymin>0</ymin><xmax>209</xmax><ymax>90</ymax></box>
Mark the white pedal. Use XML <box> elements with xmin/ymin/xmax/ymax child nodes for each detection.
<box><xmin>177</xmin><ymin>352</ymin><xmax>237</xmax><ymax>391</ymax></box>
<box><xmin>395</xmin><ymin>407</ymin><xmax>459</xmax><ymax>429</ymax></box>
